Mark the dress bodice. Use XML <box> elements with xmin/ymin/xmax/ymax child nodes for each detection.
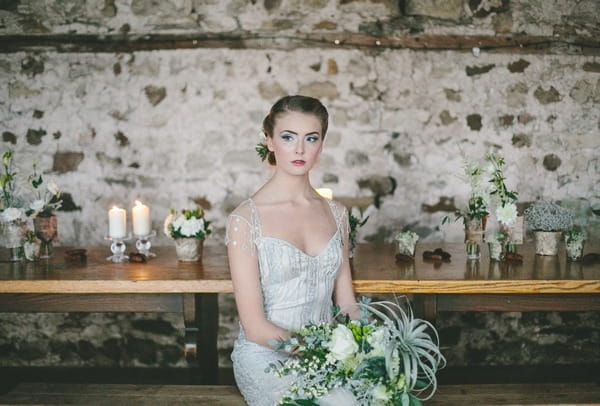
<box><xmin>228</xmin><ymin>198</ymin><xmax>346</xmax><ymax>331</ymax></box>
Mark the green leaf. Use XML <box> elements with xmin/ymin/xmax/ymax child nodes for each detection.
<box><xmin>255</xmin><ymin>143</ymin><xmax>269</xmax><ymax>162</ymax></box>
<box><xmin>401</xmin><ymin>392</ymin><xmax>410</xmax><ymax>406</ymax></box>
<box><xmin>32</xmin><ymin>174</ymin><xmax>43</xmax><ymax>189</ymax></box>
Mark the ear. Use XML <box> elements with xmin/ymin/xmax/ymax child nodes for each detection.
<box><xmin>266</xmin><ymin>136</ymin><xmax>274</xmax><ymax>152</ymax></box>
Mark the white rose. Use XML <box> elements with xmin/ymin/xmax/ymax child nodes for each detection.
<box><xmin>30</xmin><ymin>199</ymin><xmax>45</xmax><ymax>213</ymax></box>
<box><xmin>47</xmin><ymin>180</ymin><xmax>60</xmax><ymax>196</ymax></box>
<box><xmin>1</xmin><ymin>207</ymin><xmax>24</xmax><ymax>222</ymax></box>
<box><xmin>180</xmin><ymin>218</ymin><xmax>202</xmax><ymax>237</ymax></box>
<box><xmin>171</xmin><ymin>214</ymin><xmax>186</xmax><ymax>231</ymax></box>
<box><xmin>327</xmin><ymin>325</ymin><xmax>358</xmax><ymax>362</ymax></box>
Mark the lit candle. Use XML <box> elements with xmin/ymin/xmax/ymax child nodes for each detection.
<box><xmin>108</xmin><ymin>206</ymin><xmax>127</xmax><ymax>239</ymax></box>
<box><xmin>132</xmin><ymin>200</ymin><xmax>151</xmax><ymax>236</ymax></box>
<box><xmin>316</xmin><ymin>188</ymin><xmax>333</xmax><ymax>200</ymax></box>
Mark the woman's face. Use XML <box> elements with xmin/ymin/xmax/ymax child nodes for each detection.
<box><xmin>267</xmin><ymin>111</ymin><xmax>324</xmax><ymax>175</ymax></box>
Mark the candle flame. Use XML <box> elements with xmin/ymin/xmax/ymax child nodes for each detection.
<box><xmin>135</xmin><ymin>200</ymin><xmax>142</xmax><ymax>206</ymax></box>
<box><xmin>112</xmin><ymin>205</ymin><xmax>119</xmax><ymax>210</ymax></box>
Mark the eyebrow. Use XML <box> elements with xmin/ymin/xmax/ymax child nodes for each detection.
<box><xmin>279</xmin><ymin>130</ymin><xmax>321</xmax><ymax>137</ymax></box>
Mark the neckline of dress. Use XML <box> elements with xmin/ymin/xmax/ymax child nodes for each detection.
<box><xmin>248</xmin><ymin>197</ymin><xmax>339</xmax><ymax>259</ymax></box>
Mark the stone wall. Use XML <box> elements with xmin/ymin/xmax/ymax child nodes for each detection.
<box><xmin>1</xmin><ymin>0</ymin><xmax>599</xmax><ymax>373</ymax></box>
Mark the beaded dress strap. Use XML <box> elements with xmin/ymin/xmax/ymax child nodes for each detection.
<box><xmin>325</xmin><ymin>199</ymin><xmax>343</xmax><ymax>233</ymax></box>
<box><xmin>246</xmin><ymin>198</ymin><xmax>263</xmax><ymax>239</ymax></box>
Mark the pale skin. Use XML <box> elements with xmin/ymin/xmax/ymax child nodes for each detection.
<box><xmin>227</xmin><ymin>110</ymin><xmax>357</xmax><ymax>348</ymax></box>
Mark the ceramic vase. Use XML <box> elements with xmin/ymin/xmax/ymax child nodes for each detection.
<box><xmin>174</xmin><ymin>238</ymin><xmax>203</xmax><ymax>262</ymax></box>
<box><xmin>533</xmin><ymin>231</ymin><xmax>562</xmax><ymax>256</ymax></box>
<box><xmin>565</xmin><ymin>236</ymin><xmax>585</xmax><ymax>262</ymax></box>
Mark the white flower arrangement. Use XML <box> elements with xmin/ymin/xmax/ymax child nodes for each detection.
<box><xmin>26</xmin><ymin>163</ymin><xmax>62</xmax><ymax>218</ymax></box>
<box><xmin>268</xmin><ymin>298</ymin><xmax>445</xmax><ymax>406</ymax></box>
<box><xmin>1</xmin><ymin>151</ymin><xmax>62</xmax><ymax>220</ymax></box>
<box><xmin>395</xmin><ymin>230</ymin><xmax>419</xmax><ymax>257</ymax></box>
<box><xmin>163</xmin><ymin>207</ymin><xmax>211</xmax><ymax>239</ymax></box>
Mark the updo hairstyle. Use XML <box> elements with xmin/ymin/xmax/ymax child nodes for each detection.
<box><xmin>262</xmin><ymin>95</ymin><xmax>329</xmax><ymax>165</ymax></box>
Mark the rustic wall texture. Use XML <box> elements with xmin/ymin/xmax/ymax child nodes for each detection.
<box><xmin>1</xmin><ymin>0</ymin><xmax>599</xmax><ymax>374</ymax></box>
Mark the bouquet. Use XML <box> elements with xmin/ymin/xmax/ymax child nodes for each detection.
<box><xmin>269</xmin><ymin>299</ymin><xmax>445</xmax><ymax>406</ymax></box>
<box><xmin>163</xmin><ymin>207</ymin><xmax>211</xmax><ymax>239</ymax></box>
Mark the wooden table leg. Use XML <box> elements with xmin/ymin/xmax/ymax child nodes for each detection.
<box><xmin>413</xmin><ymin>294</ymin><xmax>438</xmax><ymax>321</ymax></box>
<box><xmin>182</xmin><ymin>294</ymin><xmax>198</xmax><ymax>362</ymax></box>
<box><xmin>196</xmin><ymin>293</ymin><xmax>219</xmax><ymax>384</ymax></box>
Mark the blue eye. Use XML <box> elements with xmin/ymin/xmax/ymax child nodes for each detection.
<box><xmin>306</xmin><ymin>135</ymin><xmax>319</xmax><ymax>143</ymax></box>
<box><xmin>280</xmin><ymin>133</ymin><xmax>294</xmax><ymax>141</ymax></box>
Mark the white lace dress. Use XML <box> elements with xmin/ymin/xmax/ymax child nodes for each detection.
<box><xmin>225</xmin><ymin>198</ymin><xmax>348</xmax><ymax>406</ymax></box>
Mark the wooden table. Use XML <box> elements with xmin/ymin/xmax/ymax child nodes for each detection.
<box><xmin>1</xmin><ymin>243</ymin><xmax>599</xmax><ymax>384</ymax></box>
<box><xmin>351</xmin><ymin>243</ymin><xmax>600</xmax><ymax>318</ymax></box>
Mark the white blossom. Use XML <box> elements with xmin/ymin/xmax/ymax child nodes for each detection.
<box><xmin>46</xmin><ymin>180</ymin><xmax>60</xmax><ymax>196</ymax></box>
<box><xmin>496</xmin><ymin>202</ymin><xmax>518</xmax><ymax>226</ymax></box>
<box><xmin>172</xmin><ymin>214</ymin><xmax>186</xmax><ymax>231</ymax></box>
<box><xmin>371</xmin><ymin>384</ymin><xmax>391</xmax><ymax>405</ymax></box>
<box><xmin>30</xmin><ymin>199</ymin><xmax>45</xmax><ymax>213</ymax></box>
<box><xmin>326</xmin><ymin>325</ymin><xmax>358</xmax><ymax>362</ymax></box>
<box><xmin>1</xmin><ymin>207</ymin><xmax>24</xmax><ymax>222</ymax></box>
<box><xmin>180</xmin><ymin>217</ymin><xmax>203</xmax><ymax>237</ymax></box>
<box><xmin>366</xmin><ymin>327</ymin><xmax>387</xmax><ymax>357</ymax></box>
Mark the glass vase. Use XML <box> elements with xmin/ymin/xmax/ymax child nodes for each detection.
<box><xmin>33</xmin><ymin>215</ymin><xmax>58</xmax><ymax>259</ymax></box>
<box><xmin>0</xmin><ymin>220</ymin><xmax>27</xmax><ymax>261</ymax></box>
<box><xmin>466</xmin><ymin>240</ymin><xmax>480</xmax><ymax>260</ymax></box>
<box><xmin>565</xmin><ymin>237</ymin><xmax>585</xmax><ymax>262</ymax></box>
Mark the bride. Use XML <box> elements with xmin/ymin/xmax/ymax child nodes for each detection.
<box><xmin>226</xmin><ymin>95</ymin><xmax>358</xmax><ymax>405</ymax></box>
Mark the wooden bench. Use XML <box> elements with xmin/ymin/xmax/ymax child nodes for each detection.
<box><xmin>1</xmin><ymin>382</ymin><xmax>599</xmax><ymax>405</ymax></box>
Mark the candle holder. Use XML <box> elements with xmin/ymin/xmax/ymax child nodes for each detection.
<box><xmin>105</xmin><ymin>234</ymin><xmax>131</xmax><ymax>263</ymax></box>
<box><xmin>135</xmin><ymin>230</ymin><xmax>156</xmax><ymax>258</ymax></box>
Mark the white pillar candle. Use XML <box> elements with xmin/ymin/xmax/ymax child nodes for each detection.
<box><xmin>132</xmin><ymin>200</ymin><xmax>151</xmax><ymax>236</ymax></box>
<box><xmin>108</xmin><ymin>206</ymin><xmax>127</xmax><ymax>239</ymax></box>
<box><xmin>316</xmin><ymin>188</ymin><xmax>333</xmax><ymax>200</ymax></box>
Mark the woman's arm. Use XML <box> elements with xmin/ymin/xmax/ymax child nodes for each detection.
<box><xmin>226</xmin><ymin>214</ymin><xmax>290</xmax><ymax>348</ymax></box>
<box><xmin>333</xmin><ymin>205</ymin><xmax>360</xmax><ymax>319</ymax></box>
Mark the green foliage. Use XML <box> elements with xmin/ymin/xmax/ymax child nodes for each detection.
<box><xmin>442</xmin><ymin>195</ymin><xmax>488</xmax><ymax>224</ymax></box>
<box><xmin>0</xmin><ymin>150</ymin><xmax>17</xmax><ymax>209</ymax></box>
<box><xmin>349</xmin><ymin>209</ymin><xmax>369</xmax><ymax>246</ymax></box>
<box><xmin>256</xmin><ymin>142</ymin><xmax>269</xmax><ymax>162</ymax></box>
<box><xmin>486</xmin><ymin>152</ymin><xmax>518</xmax><ymax>206</ymax></box>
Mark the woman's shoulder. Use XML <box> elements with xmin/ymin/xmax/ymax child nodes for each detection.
<box><xmin>228</xmin><ymin>198</ymin><xmax>255</xmax><ymax>221</ymax></box>
<box><xmin>328</xmin><ymin>199</ymin><xmax>348</xmax><ymax>217</ymax></box>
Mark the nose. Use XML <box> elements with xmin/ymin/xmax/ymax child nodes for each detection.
<box><xmin>295</xmin><ymin>139</ymin><xmax>304</xmax><ymax>155</ymax></box>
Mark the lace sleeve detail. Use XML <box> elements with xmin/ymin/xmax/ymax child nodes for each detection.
<box><xmin>341</xmin><ymin>205</ymin><xmax>349</xmax><ymax>247</ymax></box>
<box><xmin>225</xmin><ymin>203</ymin><xmax>256</xmax><ymax>256</ymax></box>
<box><xmin>328</xmin><ymin>200</ymin><xmax>349</xmax><ymax>247</ymax></box>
